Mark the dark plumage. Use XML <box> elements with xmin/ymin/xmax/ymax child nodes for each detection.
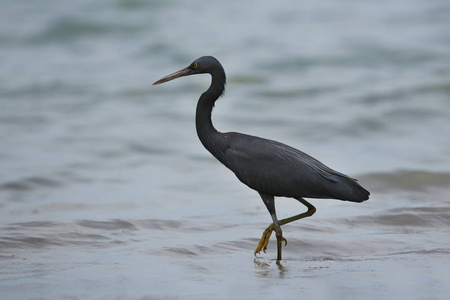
<box><xmin>153</xmin><ymin>56</ymin><xmax>369</xmax><ymax>261</ymax></box>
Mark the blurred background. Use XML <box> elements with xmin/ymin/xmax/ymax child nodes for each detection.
<box><xmin>1</xmin><ymin>0</ymin><xmax>449</xmax><ymax>299</ymax></box>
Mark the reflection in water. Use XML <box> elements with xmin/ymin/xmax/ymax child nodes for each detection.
<box><xmin>254</xmin><ymin>258</ymin><xmax>271</xmax><ymax>276</ymax></box>
<box><xmin>253</xmin><ymin>258</ymin><xmax>288</xmax><ymax>278</ymax></box>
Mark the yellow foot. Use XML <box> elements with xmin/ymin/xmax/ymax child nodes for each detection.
<box><xmin>254</xmin><ymin>224</ymin><xmax>287</xmax><ymax>256</ymax></box>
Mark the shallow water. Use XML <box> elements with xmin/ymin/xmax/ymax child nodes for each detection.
<box><xmin>1</xmin><ymin>0</ymin><xmax>450</xmax><ymax>299</ymax></box>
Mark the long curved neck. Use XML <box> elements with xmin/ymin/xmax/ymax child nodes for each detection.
<box><xmin>195</xmin><ymin>69</ymin><xmax>226</xmax><ymax>161</ymax></box>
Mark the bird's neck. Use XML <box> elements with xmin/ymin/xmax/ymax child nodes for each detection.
<box><xmin>195</xmin><ymin>70</ymin><xmax>226</xmax><ymax>161</ymax></box>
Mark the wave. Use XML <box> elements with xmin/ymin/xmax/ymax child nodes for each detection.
<box><xmin>0</xmin><ymin>176</ymin><xmax>62</xmax><ymax>192</ymax></box>
<box><xmin>342</xmin><ymin>206</ymin><xmax>450</xmax><ymax>227</ymax></box>
<box><xmin>358</xmin><ymin>170</ymin><xmax>450</xmax><ymax>193</ymax></box>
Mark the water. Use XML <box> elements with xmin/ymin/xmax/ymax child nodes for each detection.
<box><xmin>1</xmin><ymin>0</ymin><xmax>450</xmax><ymax>299</ymax></box>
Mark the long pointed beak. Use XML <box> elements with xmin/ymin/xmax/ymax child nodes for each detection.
<box><xmin>153</xmin><ymin>67</ymin><xmax>193</xmax><ymax>85</ymax></box>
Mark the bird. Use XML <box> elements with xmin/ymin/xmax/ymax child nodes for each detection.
<box><xmin>153</xmin><ymin>56</ymin><xmax>369</xmax><ymax>261</ymax></box>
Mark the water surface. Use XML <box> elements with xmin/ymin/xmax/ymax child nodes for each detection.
<box><xmin>1</xmin><ymin>0</ymin><xmax>450</xmax><ymax>299</ymax></box>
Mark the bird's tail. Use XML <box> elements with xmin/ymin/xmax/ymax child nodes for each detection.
<box><xmin>330</xmin><ymin>177</ymin><xmax>370</xmax><ymax>202</ymax></box>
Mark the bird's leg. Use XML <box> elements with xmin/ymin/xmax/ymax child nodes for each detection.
<box><xmin>254</xmin><ymin>219</ymin><xmax>287</xmax><ymax>256</ymax></box>
<box><xmin>277</xmin><ymin>197</ymin><xmax>316</xmax><ymax>227</ymax></box>
<box><xmin>272</xmin><ymin>212</ymin><xmax>284</xmax><ymax>261</ymax></box>
<box><xmin>256</xmin><ymin>193</ymin><xmax>286</xmax><ymax>261</ymax></box>
<box><xmin>254</xmin><ymin>197</ymin><xmax>316</xmax><ymax>260</ymax></box>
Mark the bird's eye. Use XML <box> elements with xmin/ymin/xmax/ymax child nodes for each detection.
<box><xmin>193</xmin><ymin>63</ymin><xmax>198</xmax><ymax>68</ymax></box>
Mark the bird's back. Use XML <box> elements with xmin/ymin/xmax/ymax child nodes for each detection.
<box><xmin>220</xmin><ymin>132</ymin><xmax>369</xmax><ymax>202</ymax></box>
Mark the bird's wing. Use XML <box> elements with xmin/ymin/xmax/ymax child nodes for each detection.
<box><xmin>263</xmin><ymin>138</ymin><xmax>352</xmax><ymax>182</ymax></box>
<box><xmin>222</xmin><ymin>133</ymin><xmax>352</xmax><ymax>197</ymax></box>
<box><xmin>225</xmin><ymin>133</ymin><xmax>350</xmax><ymax>180</ymax></box>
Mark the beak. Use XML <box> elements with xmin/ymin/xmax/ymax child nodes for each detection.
<box><xmin>153</xmin><ymin>67</ymin><xmax>194</xmax><ymax>85</ymax></box>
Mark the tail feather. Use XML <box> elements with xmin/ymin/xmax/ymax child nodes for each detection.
<box><xmin>329</xmin><ymin>177</ymin><xmax>370</xmax><ymax>202</ymax></box>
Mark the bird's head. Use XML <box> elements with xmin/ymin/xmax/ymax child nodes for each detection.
<box><xmin>153</xmin><ymin>56</ymin><xmax>221</xmax><ymax>85</ymax></box>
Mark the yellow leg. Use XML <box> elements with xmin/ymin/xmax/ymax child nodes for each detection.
<box><xmin>254</xmin><ymin>197</ymin><xmax>316</xmax><ymax>258</ymax></box>
<box><xmin>254</xmin><ymin>223</ymin><xmax>287</xmax><ymax>255</ymax></box>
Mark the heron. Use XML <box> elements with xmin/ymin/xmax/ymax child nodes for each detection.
<box><xmin>153</xmin><ymin>56</ymin><xmax>369</xmax><ymax>261</ymax></box>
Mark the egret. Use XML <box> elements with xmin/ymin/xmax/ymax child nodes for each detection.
<box><xmin>153</xmin><ymin>56</ymin><xmax>369</xmax><ymax>261</ymax></box>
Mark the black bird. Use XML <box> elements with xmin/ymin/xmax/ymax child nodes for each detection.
<box><xmin>153</xmin><ymin>56</ymin><xmax>369</xmax><ymax>261</ymax></box>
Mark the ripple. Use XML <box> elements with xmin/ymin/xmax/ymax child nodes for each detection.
<box><xmin>1</xmin><ymin>236</ymin><xmax>61</xmax><ymax>248</ymax></box>
<box><xmin>77</xmin><ymin>220</ymin><xmax>136</xmax><ymax>231</ymax></box>
<box><xmin>359</xmin><ymin>170</ymin><xmax>450</xmax><ymax>192</ymax></box>
<box><xmin>136</xmin><ymin>219</ymin><xmax>183</xmax><ymax>230</ymax></box>
<box><xmin>389</xmin><ymin>248</ymin><xmax>450</xmax><ymax>256</ymax></box>
<box><xmin>8</xmin><ymin>221</ymin><xmax>57</xmax><ymax>228</ymax></box>
<box><xmin>32</xmin><ymin>18</ymin><xmax>141</xmax><ymax>44</ymax></box>
<box><xmin>341</xmin><ymin>205</ymin><xmax>450</xmax><ymax>228</ymax></box>
<box><xmin>0</xmin><ymin>176</ymin><xmax>62</xmax><ymax>192</ymax></box>
<box><xmin>0</xmin><ymin>221</ymin><xmax>128</xmax><ymax>251</ymax></box>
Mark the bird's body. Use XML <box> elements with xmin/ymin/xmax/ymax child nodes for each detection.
<box><xmin>154</xmin><ymin>56</ymin><xmax>369</xmax><ymax>261</ymax></box>
<box><xmin>217</xmin><ymin>132</ymin><xmax>368</xmax><ymax>202</ymax></box>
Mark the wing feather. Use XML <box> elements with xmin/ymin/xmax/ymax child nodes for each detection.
<box><xmin>222</xmin><ymin>132</ymin><xmax>353</xmax><ymax>198</ymax></box>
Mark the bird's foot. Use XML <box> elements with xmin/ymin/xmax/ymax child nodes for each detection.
<box><xmin>254</xmin><ymin>223</ymin><xmax>287</xmax><ymax>256</ymax></box>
